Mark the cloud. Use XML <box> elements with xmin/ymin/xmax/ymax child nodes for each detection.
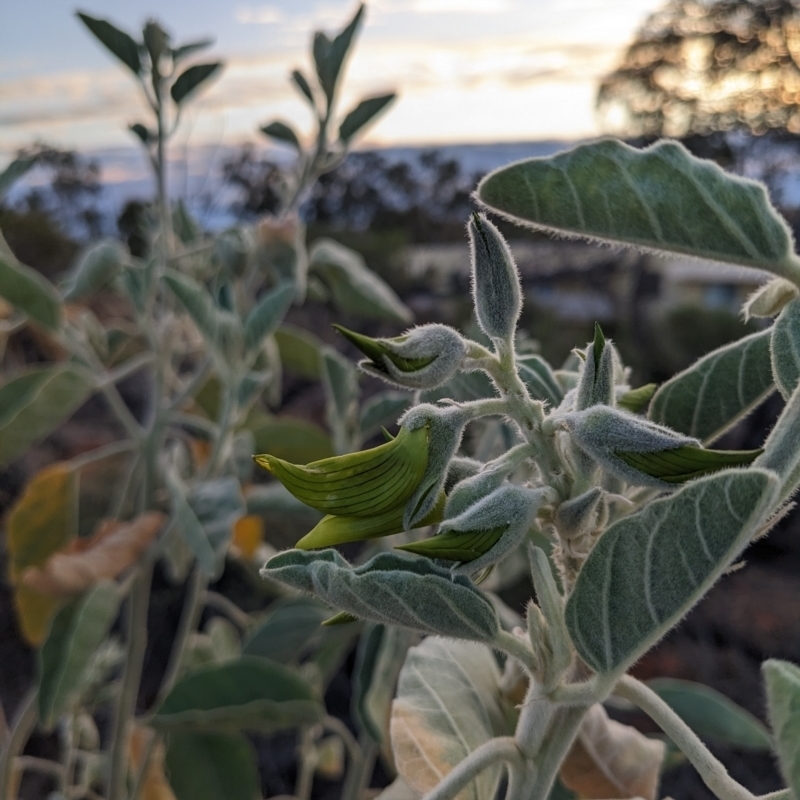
<box><xmin>412</xmin><ymin>0</ymin><xmax>509</xmax><ymax>13</ymax></box>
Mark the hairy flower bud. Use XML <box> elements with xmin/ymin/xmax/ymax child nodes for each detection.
<box><xmin>575</xmin><ymin>323</ymin><xmax>615</xmax><ymax>410</ymax></box>
<box><xmin>467</xmin><ymin>212</ymin><xmax>522</xmax><ymax>343</ymax></box>
<box><xmin>334</xmin><ymin>324</ymin><xmax>467</xmax><ymax>390</ymax></box>
<box><xmin>554</xmin><ymin>487</ymin><xmax>604</xmax><ymax>539</ymax></box>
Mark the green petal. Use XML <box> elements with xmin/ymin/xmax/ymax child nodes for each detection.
<box><xmin>255</xmin><ymin>425</ymin><xmax>428</xmax><ymax>517</ymax></box>
<box><xmin>396</xmin><ymin>526</ymin><xmax>506</xmax><ymax>562</ymax></box>
<box><xmin>296</xmin><ymin>493</ymin><xmax>446</xmax><ymax>549</ymax></box>
<box><xmin>617</xmin><ymin>446</ymin><xmax>763</xmax><ymax>484</ymax></box>
<box><xmin>333</xmin><ymin>324</ymin><xmax>435</xmax><ymax>373</ymax></box>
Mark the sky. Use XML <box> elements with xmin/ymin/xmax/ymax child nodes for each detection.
<box><xmin>0</xmin><ymin>0</ymin><xmax>665</xmax><ymax>164</ymax></box>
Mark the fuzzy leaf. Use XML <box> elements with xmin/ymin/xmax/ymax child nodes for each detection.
<box><xmin>0</xmin><ymin>155</ymin><xmax>36</xmax><ymax>197</ymax></box>
<box><xmin>649</xmin><ymin>329</ymin><xmax>774</xmax><ymax>444</ymax></box>
<box><xmin>0</xmin><ymin>366</ymin><xmax>94</xmax><ymax>466</ymax></box>
<box><xmin>321</xmin><ymin>346</ymin><xmax>361</xmax><ymax>454</ymax></box>
<box><xmin>7</xmin><ymin>464</ymin><xmax>77</xmax><ymax>645</ymax></box>
<box><xmin>291</xmin><ymin>69</ymin><xmax>316</xmax><ymax>105</ymax></box>
<box><xmin>172</xmin><ymin>38</ymin><xmax>214</xmax><ymax>62</ymax></box>
<box><xmin>477</xmin><ymin>139</ymin><xmax>800</xmax><ymax>281</ymax></box>
<box><xmin>391</xmin><ymin>637</ymin><xmax>510</xmax><ymax>800</ymax></box>
<box><xmin>565</xmin><ymin>468</ymin><xmax>778</xmax><ymax>674</ymax></box>
<box><xmin>164</xmin><ymin>731</ymin><xmax>259</xmax><ymax>800</ymax></box>
<box><xmin>560</xmin><ymin>704</ymin><xmax>665</xmax><ymax>800</ymax></box>
<box><xmin>309</xmin><ymin>238</ymin><xmax>412</xmax><ymax>323</ymax></box>
<box><xmin>648</xmin><ymin>678</ymin><xmax>772</xmax><ymax>751</ymax></box>
<box><xmin>260</xmin><ymin>120</ymin><xmax>301</xmax><ymax>150</ymax></box>
<box><xmin>171</xmin><ymin>62</ymin><xmax>222</xmax><ymax>104</ymax></box>
<box><xmin>242</xmin><ymin>597</ymin><xmax>328</xmax><ymax>664</ymax></box>
<box><xmin>153</xmin><ymin>656</ymin><xmax>323</xmax><ymax>731</ymax></box>
<box><xmin>64</xmin><ymin>240</ymin><xmax>125</xmax><ymax>301</ymax></box>
<box><xmin>243</xmin><ymin>281</ymin><xmax>293</xmax><ymax>352</ymax></box>
<box><xmin>518</xmin><ymin>354</ymin><xmax>564</xmax><ymax>406</ymax></box>
<box><xmin>744</xmin><ymin>278</ymin><xmax>798</xmax><ymax>319</ymax></box>
<box><xmin>38</xmin><ymin>581</ymin><xmax>121</xmax><ymax>728</ymax></box>
<box><xmin>755</xmin><ymin>380</ymin><xmax>800</xmax><ymax>504</ymax></box>
<box><xmin>763</xmin><ymin>659</ymin><xmax>800</xmax><ymax>797</ymax></box>
<box><xmin>467</xmin><ymin>213</ymin><xmax>521</xmax><ymax>342</ymax></box>
<box><xmin>76</xmin><ymin>12</ymin><xmax>141</xmax><ymax>75</ymax></box>
<box><xmin>339</xmin><ymin>93</ymin><xmax>396</xmax><ymax>142</ymax></box>
<box><xmin>0</xmin><ymin>234</ymin><xmax>63</xmax><ymax>330</ymax></box>
<box><xmin>261</xmin><ymin>549</ymin><xmax>499</xmax><ymax>641</ymax></box>
<box><xmin>22</xmin><ymin>513</ymin><xmax>164</xmax><ymax>597</ymax></box>
<box><xmin>771</xmin><ymin>298</ymin><xmax>800</xmax><ymax>399</ymax></box>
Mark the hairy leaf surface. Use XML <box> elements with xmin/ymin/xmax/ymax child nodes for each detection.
<box><xmin>242</xmin><ymin>597</ymin><xmax>328</xmax><ymax>664</ymax></box>
<box><xmin>763</xmin><ymin>660</ymin><xmax>800</xmax><ymax>797</ymax></box>
<box><xmin>391</xmin><ymin>637</ymin><xmax>510</xmax><ymax>800</ymax></box>
<box><xmin>565</xmin><ymin>468</ymin><xmax>778</xmax><ymax>674</ymax></box>
<box><xmin>477</xmin><ymin>139</ymin><xmax>800</xmax><ymax>280</ymax></box>
<box><xmin>771</xmin><ymin>298</ymin><xmax>800</xmax><ymax>399</ymax></box>
<box><xmin>261</xmin><ymin>549</ymin><xmax>499</xmax><ymax>641</ymax></box>
<box><xmin>648</xmin><ymin>329</ymin><xmax>774</xmax><ymax>444</ymax></box>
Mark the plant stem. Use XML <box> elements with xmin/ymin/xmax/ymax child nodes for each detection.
<box><xmin>421</xmin><ymin>737</ymin><xmax>523</xmax><ymax>800</ymax></box>
<box><xmin>527</xmin><ymin>705</ymin><xmax>587</xmax><ymax>800</ymax></box>
<box><xmin>340</xmin><ymin>731</ymin><xmax>377</xmax><ymax>800</ymax></box>
<box><xmin>0</xmin><ymin>688</ymin><xmax>37</xmax><ymax>800</ymax></box>
<box><xmin>107</xmin><ymin>563</ymin><xmax>153</xmax><ymax>800</ymax></box>
<box><xmin>615</xmin><ymin>675</ymin><xmax>759</xmax><ymax>800</ymax></box>
<box><xmin>295</xmin><ymin>727</ymin><xmax>317</xmax><ymax>800</ymax></box>
<box><xmin>202</xmin><ymin>590</ymin><xmax>251</xmax><ymax>631</ymax></box>
<box><xmin>495</xmin><ymin>630</ymin><xmax>538</xmax><ymax>675</ymax></box>
<box><xmin>13</xmin><ymin>756</ymin><xmax>66</xmax><ymax>782</ymax></box>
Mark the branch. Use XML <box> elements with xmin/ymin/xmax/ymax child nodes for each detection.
<box><xmin>615</xmin><ymin>675</ymin><xmax>759</xmax><ymax>800</ymax></box>
<box><xmin>422</xmin><ymin>737</ymin><xmax>523</xmax><ymax>800</ymax></box>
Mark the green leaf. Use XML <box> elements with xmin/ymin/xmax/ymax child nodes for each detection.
<box><xmin>353</xmin><ymin>624</ymin><xmax>414</xmax><ymax>745</ymax></box>
<box><xmin>309</xmin><ymin>238</ymin><xmax>412</xmax><ymax>324</ymax></box>
<box><xmin>248</xmin><ymin>416</ymin><xmax>334</xmax><ymax>464</ymax></box>
<box><xmin>242</xmin><ymin>597</ymin><xmax>328</xmax><ymax>664</ymax></box>
<box><xmin>618</xmin><ymin>383</ymin><xmax>657</xmax><ymax>413</ymax></box>
<box><xmin>38</xmin><ymin>581</ymin><xmax>120</xmax><ymax>728</ymax></box>
<box><xmin>154</xmin><ymin>656</ymin><xmax>323</xmax><ymax>731</ymax></box>
<box><xmin>755</xmin><ymin>377</ymin><xmax>800</xmax><ymax>504</ymax></box>
<box><xmin>313</xmin><ymin>4</ymin><xmax>365</xmax><ymax>104</ymax></box>
<box><xmin>63</xmin><ymin>239</ymin><xmax>125</xmax><ymax>301</ymax></box>
<box><xmin>165</xmin><ymin>731</ymin><xmax>260</xmax><ymax>800</ymax></box>
<box><xmin>565</xmin><ymin>468</ymin><xmax>778</xmax><ymax>675</ymax></box>
<box><xmin>0</xmin><ymin>234</ymin><xmax>63</xmax><ymax>330</ymax></box>
<box><xmin>648</xmin><ymin>678</ymin><xmax>772</xmax><ymax>751</ymax></box>
<box><xmin>260</xmin><ymin>120</ymin><xmax>301</xmax><ymax>150</ymax></box>
<box><xmin>291</xmin><ymin>69</ymin><xmax>316</xmax><ymax>106</ymax></box>
<box><xmin>172</xmin><ymin>199</ymin><xmax>202</xmax><ymax>244</ymax></box>
<box><xmin>359</xmin><ymin>391</ymin><xmax>411</xmax><ymax>442</ymax></box>
<box><xmin>517</xmin><ymin>354</ymin><xmax>564</xmax><ymax>406</ymax></box>
<box><xmin>261</xmin><ymin>549</ymin><xmax>500</xmax><ymax>641</ymax></box>
<box><xmin>649</xmin><ymin>329</ymin><xmax>774</xmax><ymax>445</ymax></box>
<box><xmin>391</xmin><ymin>637</ymin><xmax>511</xmax><ymax>800</ymax></box>
<box><xmin>617</xmin><ymin>445</ymin><xmax>762</xmax><ymax>484</ymax></box>
<box><xmin>76</xmin><ymin>12</ymin><xmax>141</xmax><ymax>75</ymax></box>
<box><xmin>771</xmin><ymin>298</ymin><xmax>800</xmax><ymax>399</ymax></box>
<box><xmin>0</xmin><ymin>155</ymin><xmax>36</xmax><ymax>198</ymax></box>
<box><xmin>172</xmin><ymin>38</ymin><xmax>214</xmax><ymax>62</ymax></box>
<box><xmin>477</xmin><ymin>139</ymin><xmax>800</xmax><ymax>281</ymax></box>
<box><xmin>128</xmin><ymin>123</ymin><xmax>152</xmax><ymax>145</ymax></box>
<box><xmin>0</xmin><ymin>366</ymin><xmax>94</xmax><ymax>466</ymax></box>
<box><xmin>321</xmin><ymin>346</ymin><xmax>360</xmax><ymax>454</ymax></box>
<box><xmin>274</xmin><ymin>324</ymin><xmax>322</xmax><ymax>378</ymax></box>
<box><xmin>339</xmin><ymin>93</ymin><xmax>396</xmax><ymax>142</ymax></box>
<box><xmin>763</xmin><ymin>660</ymin><xmax>800</xmax><ymax>797</ymax></box>
<box><xmin>170</xmin><ymin>62</ymin><xmax>222</xmax><ymax>104</ymax></box>
<box><xmin>243</xmin><ymin>281</ymin><xmax>294</xmax><ymax>351</ymax></box>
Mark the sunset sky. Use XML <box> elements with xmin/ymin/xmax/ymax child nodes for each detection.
<box><xmin>0</xmin><ymin>0</ymin><xmax>664</xmax><ymax>162</ymax></box>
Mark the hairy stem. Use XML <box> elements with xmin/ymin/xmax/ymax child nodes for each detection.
<box><xmin>421</xmin><ymin>737</ymin><xmax>523</xmax><ymax>800</ymax></box>
<box><xmin>340</xmin><ymin>731</ymin><xmax>377</xmax><ymax>800</ymax></box>
<box><xmin>494</xmin><ymin>630</ymin><xmax>538</xmax><ymax>675</ymax></box>
<box><xmin>202</xmin><ymin>590</ymin><xmax>251</xmax><ymax>631</ymax></box>
<box><xmin>0</xmin><ymin>689</ymin><xmax>37</xmax><ymax>800</ymax></box>
<box><xmin>615</xmin><ymin>675</ymin><xmax>759</xmax><ymax>800</ymax></box>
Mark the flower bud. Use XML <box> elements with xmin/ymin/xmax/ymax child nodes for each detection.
<box><xmin>254</xmin><ymin>424</ymin><xmax>428</xmax><ymax>517</ymax></box>
<box><xmin>467</xmin><ymin>212</ymin><xmax>521</xmax><ymax>343</ymax></box>
<box><xmin>444</xmin><ymin>457</ymin><xmax>484</xmax><ymax>493</ymax></box>
<box><xmin>575</xmin><ymin>323</ymin><xmax>615</xmax><ymax>410</ymax></box>
<box><xmin>334</xmin><ymin>324</ymin><xmax>467</xmax><ymax>390</ymax></box>
<box><xmin>743</xmin><ymin>277</ymin><xmax>798</xmax><ymax>320</ymax></box>
<box><xmin>400</xmin><ymin>404</ymin><xmax>470</xmax><ymax>528</ymax></box>
<box><xmin>445</xmin><ymin>465</ymin><xmax>509</xmax><ymax>519</ymax></box>
<box><xmin>554</xmin><ymin>487</ymin><xmax>603</xmax><ymax>539</ymax></box>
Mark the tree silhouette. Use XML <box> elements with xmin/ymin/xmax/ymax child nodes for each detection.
<box><xmin>598</xmin><ymin>0</ymin><xmax>800</xmax><ymax>139</ymax></box>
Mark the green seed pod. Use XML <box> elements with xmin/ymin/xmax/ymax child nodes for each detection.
<box><xmin>467</xmin><ymin>212</ymin><xmax>521</xmax><ymax>344</ymax></box>
<box><xmin>295</xmin><ymin>493</ymin><xmax>445</xmax><ymax>550</ymax></box>
<box><xmin>254</xmin><ymin>424</ymin><xmax>428</xmax><ymax>517</ymax></box>
<box><xmin>334</xmin><ymin>324</ymin><xmax>467</xmax><ymax>390</ymax></box>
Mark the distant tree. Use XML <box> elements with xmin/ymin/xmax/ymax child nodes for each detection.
<box><xmin>598</xmin><ymin>0</ymin><xmax>800</xmax><ymax>140</ymax></box>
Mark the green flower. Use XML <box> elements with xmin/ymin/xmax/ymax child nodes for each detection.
<box><xmin>254</xmin><ymin>425</ymin><xmax>435</xmax><ymax>548</ymax></box>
